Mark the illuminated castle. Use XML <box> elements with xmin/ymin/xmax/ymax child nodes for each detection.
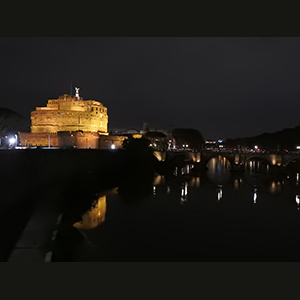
<box><xmin>19</xmin><ymin>87</ymin><xmax>109</xmax><ymax>148</ymax></box>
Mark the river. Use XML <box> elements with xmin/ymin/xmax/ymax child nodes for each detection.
<box><xmin>51</xmin><ymin>156</ymin><xmax>300</xmax><ymax>261</ymax></box>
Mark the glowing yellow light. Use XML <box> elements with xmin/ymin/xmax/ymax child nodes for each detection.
<box><xmin>195</xmin><ymin>177</ymin><xmax>200</xmax><ymax>188</ymax></box>
<box><xmin>73</xmin><ymin>195</ymin><xmax>106</xmax><ymax>230</ymax></box>
<box><xmin>234</xmin><ymin>179</ymin><xmax>239</xmax><ymax>190</ymax></box>
<box><xmin>153</xmin><ymin>175</ymin><xmax>162</xmax><ymax>186</ymax></box>
<box><xmin>132</xmin><ymin>134</ymin><xmax>142</xmax><ymax>139</ymax></box>
<box><xmin>270</xmin><ymin>182</ymin><xmax>277</xmax><ymax>193</ymax></box>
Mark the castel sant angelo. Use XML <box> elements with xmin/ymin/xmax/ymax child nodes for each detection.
<box><xmin>19</xmin><ymin>87</ymin><xmax>114</xmax><ymax>148</ymax></box>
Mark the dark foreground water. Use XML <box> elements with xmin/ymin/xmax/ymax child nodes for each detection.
<box><xmin>52</xmin><ymin>158</ymin><xmax>300</xmax><ymax>262</ymax></box>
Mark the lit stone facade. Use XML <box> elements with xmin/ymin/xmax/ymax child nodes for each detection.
<box><xmin>19</xmin><ymin>92</ymin><xmax>109</xmax><ymax>148</ymax></box>
<box><xmin>58</xmin><ymin>131</ymin><xmax>101</xmax><ymax>149</ymax></box>
<box><xmin>31</xmin><ymin>94</ymin><xmax>108</xmax><ymax>133</ymax></box>
<box><xmin>19</xmin><ymin>132</ymin><xmax>59</xmax><ymax>147</ymax></box>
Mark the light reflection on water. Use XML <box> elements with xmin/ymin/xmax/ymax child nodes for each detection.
<box><xmin>76</xmin><ymin>157</ymin><xmax>300</xmax><ymax>227</ymax></box>
<box><xmin>65</xmin><ymin>157</ymin><xmax>300</xmax><ymax>261</ymax></box>
<box><xmin>73</xmin><ymin>195</ymin><xmax>107</xmax><ymax>230</ymax></box>
<box><xmin>206</xmin><ymin>156</ymin><xmax>231</xmax><ymax>185</ymax></box>
<box><xmin>72</xmin><ymin>188</ymin><xmax>118</xmax><ymax>230</ymax></box>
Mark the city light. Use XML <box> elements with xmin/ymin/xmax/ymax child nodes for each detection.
<box><xmin>253</xmin><ymin>188</ymin><xmax>257</xmax><ymax>204</ymax></box>
<box><xmin>111</xmin><ymin>144</ymin><xmax>116</xmax><ymax>149</ymax></box>
<box><xmin>9</xmin><ymin>137</ymin><xmax>16</xmax><ymax>144</ymax></box>
<box><xmin>8</xmin><ymin>135</ymin><xmax>18</xmax><ymax>148</ymax></box>
<box><xmin>180</xmin><ymin>182</ymin><xmax>188</xmax><ymax>204</ymax></box>
<box><xmin>217</xmin><ymin>184</ymin><xmax>223</xmax><ymax>201</ymax></box>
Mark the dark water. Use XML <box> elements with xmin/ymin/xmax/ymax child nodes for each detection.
<box><xmin>53</xmin><ymin>157</ymin><xmax>300</xmax><ymax>261</ymax></box>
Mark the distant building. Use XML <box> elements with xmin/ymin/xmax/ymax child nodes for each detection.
<box><xmin>204</xmin><ymin>140</ymin><xmax>217</xmax><ymax>150</ymax></box>
<box><xmin>19</xmin><ymin>88</ymin><xmax>109</xmax><ymax>148</ymax></box>
<box><xmin>99</xmin><ymin>134</ymin><xmax>127</xmax><ymax>150</ymax></box>
<box><xmin>144</xmin><ymin>131</ymin><xmax>168</xmax><ymax>151</ymax></box>
<box><xmin>204</xmin><ymin>139</ymin><xmax>224</xmax><ymax>151</ymax></box>
<box><xmin>110</xmin><ymin>124</ymin><xmax>205</xmax><ymax>151</ymax></box>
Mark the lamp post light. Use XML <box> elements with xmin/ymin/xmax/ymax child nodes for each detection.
<box><xmin>8</xmin><ymin>135</ymin><xmax>17</xmax><ymax>149</ymax></box>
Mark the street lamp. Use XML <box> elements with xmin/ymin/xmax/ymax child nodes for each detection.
<box><xmin>8</xmin><ymin>135</ymin><xmax>17</xmax><ymax>149</ymax></box>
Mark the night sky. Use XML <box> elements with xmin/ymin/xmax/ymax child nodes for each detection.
<box><xmin>1</xmin><ymin>37</ymin><xmax>300</xmax><ymax>140</ymax></box>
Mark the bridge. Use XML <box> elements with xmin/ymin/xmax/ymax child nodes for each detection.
<box><xmin>153</xmin><ymin>150</ymin><xmax>300</xmax><ymax>171</ymax></box>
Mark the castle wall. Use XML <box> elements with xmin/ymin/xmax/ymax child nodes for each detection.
<box><xmin>19</xmin><ymin>132</ymin><xmax>58</xmax><ymax>147</ymax></box>
<box><xmin>72</xmin><ymin>131</ymin><xmax>100</xmax><ymax>149</ymax></box>
<box><xmin>30</xmin><ymin>94</ymin><xmax>108</xmax><ymax>134</ymax></box>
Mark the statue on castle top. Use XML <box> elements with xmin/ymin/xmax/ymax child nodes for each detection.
<box><xmin>75</xmin><ymin>87</ymin><xmax>80</xmax><ymax>99</ymax></box>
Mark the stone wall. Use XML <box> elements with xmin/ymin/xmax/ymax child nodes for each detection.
<box><xmin>19</xmin><ymin>132</ymin><xmax>58</xmax><ymax>147</ymax></box>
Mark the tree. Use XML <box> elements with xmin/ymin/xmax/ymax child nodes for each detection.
<box><xmin>121</xmin><ymin>136</ymin><xmax>157</xmax><ymax>172</ymax></box>
<box><xmin>119</xmin><ymin>136</ymin><xmax>157</xmax><ymax>201</ymax></box>
<box><xmin>122</xmin><ymin>136</ymin><xmax>154</xmax><ymax>157</ymax></box>
<box><xmin>0</xmin><ymin>107</ymin><xmax>26</xmax><ymax>138</ymax></box>
<box><xmin>172</xmin><ymin>128</ymin><xmax>205</xmax><ymax>149</ymax></box>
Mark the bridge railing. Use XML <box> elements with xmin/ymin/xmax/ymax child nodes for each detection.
<box><xmin>165</xmin><ymin>148</ymin><xmax>300</xmax><ymax>155</ymax></box>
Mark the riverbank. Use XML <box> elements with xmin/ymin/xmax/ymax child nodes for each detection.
<box><xmin>0</xmin><ymin>148</ymin><xmax>159</xmax><ymax>261</ymax></box>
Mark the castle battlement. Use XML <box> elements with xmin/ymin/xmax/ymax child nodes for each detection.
<box><xmin>19</xmin><ymin>88</ymin><xmax>109</xmax><ymax>148</ymax></box>
<box><xmin>30</xmin><ymin>90</ymin><xmax>108</xmax><ymax>134</ymax></box>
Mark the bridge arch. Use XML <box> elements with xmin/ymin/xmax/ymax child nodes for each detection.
<box><xmin>165</xmin><ymin>152</ymin><xmax>193</xmax><ymax>165</ymax></box>
<box><xmin>203</xmin><ymin>154</ymin><xmax>234</xmax><ymax>168</ymax></box>
<box><xmin>157</xmin><ymin>150</ymin><xmax>300</xmax><ymax>172</ymax></box>
<box><xmin>244</xmin><ymin>155</ymin><xmax>273</xmax><ymax>166</ymax></box>
<box><xmin>153</xmin><ymin>151</ymin><xmax>166</xmax><ymax>162</ymax></box>
<box><xmin>284</xmin><ymin>156</ymin><xmax>300</xmax><ymax>168</ymax></box>
<box><xmin>243</xmin><ymin>156</ymin><xmax>273</xmax><ymax>172</ymax></box>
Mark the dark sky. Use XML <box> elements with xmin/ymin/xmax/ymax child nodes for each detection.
<box><xmin>1</xmin><ymin>37</ymin><xmax>300</xmax><ymax>140</ymax></box>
